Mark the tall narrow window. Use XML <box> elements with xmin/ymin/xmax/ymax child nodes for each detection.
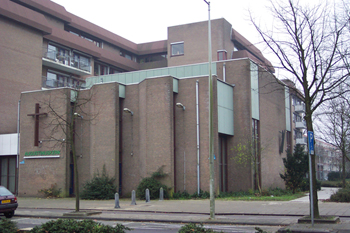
<box><xmin>171</xmin><ymin>42</ymin><xmax>184</xmax><ymax>56</ymax></box>
<box><xmin>252</xmin><ymin>119</ymin><xmax>260</xmax><ymax>191</ymax></box>
<box><xmin>219</xmin><ymin>134</ymin><xmax>228</xmax><ymax>192</ymax></box>
<box><xmin>217</xmin><ymin>50</ymin><xmax>227</xmax><ymax>61</ymax></box>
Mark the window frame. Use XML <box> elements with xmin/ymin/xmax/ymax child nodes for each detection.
<box><xmin>171</xmin><ymin>42</ymin><xmax>184</xmax><ymax>56</ymax></box>
<box><xmin>217</xmin><ymin>50</ymin><xmax>227</xmax><ymax>61</ymax></box>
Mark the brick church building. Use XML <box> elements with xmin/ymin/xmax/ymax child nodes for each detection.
<box><xmin>0</xmin><ymin>0</ymin><xmax>306</xmax><ymax>197</ymax></box>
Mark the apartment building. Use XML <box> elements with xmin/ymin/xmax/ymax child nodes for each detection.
<box><xmin>1</xmin><ymin>0</ymin><xmax>299</xmax><ymax>196</ymax></box>
<box><xmin>314</xmin><ymin>140</ymin><xmax>341</xmax><ymax>180</ymax></box>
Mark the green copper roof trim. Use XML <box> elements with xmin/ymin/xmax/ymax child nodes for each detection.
<box><xmin>84</xmin><ymin>62</ymin><xmax>217</xmax><ymax>89</ymax></box>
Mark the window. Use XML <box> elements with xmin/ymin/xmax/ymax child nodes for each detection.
<box><xmin>73</xmin><ymin>53</ymin><xmax>90</xmax><ymax>72</ymax></box>
<box><xmin>293</xmin><ymin>96</ymin><xmax>302</xmax><ymax>106</ymax></box>
<box><xmin>217</xmin><ymin>50</ymin><xmax>227</xmax><ymax>61</ymax></box>
<box><xmin>120</xmin><ymin>50</ymin><xmax>136</xmax><ymax>61</ymax></box>
<box><xmin>67</xmin><ymin>29</ymin><xmax>102</xmax><ymax>47</ymax></box>
<box><xmin>252</xmin><ymin>119</ymin><xmax>260</xmax><ymax>191</ymax></box>
<box><xmin>94</xmin><ymin>63</ymin><xmax>121</xmax><ymax>76</ymax></box>
<box><xmin>94</xmin><ymin>63</ymin><xmax>109</xmax><ymax>76</ymax></box>
<box><xmin>109</xmin><ymin>67</ymin><xmax>121</xmax><ymax>74</ymax></box>
<box><xmin>139</xmin><ymin>53</ymin><xmax>167</xmax><ymax>63</ymax></box>
<box><xmin>45</xmin><ymin>71</ymin><xmax>81</xmax><ymax>88</ymax></box>
<box><xmin>286</xmin><ymin>131</ymin><xmax>291</xmax><ymax>152</ymax></box>
<box><xmin>46</xmin><ymin>71</ymin><xmax>69</xmax><ymax>88</ymax></box>
<box><xmin>46</xmin><ymin>44</ymin><xmax>69</xmax><ymax>64</ymax></box>
<box><xmin>171</xmin><ymin>42</ymin><xmax>184</xmax><ymax>56</ymax></box>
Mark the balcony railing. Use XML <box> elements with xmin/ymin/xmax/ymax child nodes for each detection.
<box><xmin>294</xmin><ymin>104</ymin><xmax>305</xmax><ymax>113</ymax></box>
<box><xmin>42</xmin><ymin>49</ymin><xmax>91</xmax><ymax>73</ymax></box>
<box><xmin>296</xmin><ymin>137</ymin><xmax>307</xmax><ymax>145</ymax></box>
<box><xmin>295</xmin><ymin>120</ymin><xmax>306</xmax><ymax>129</ymax></box>
<box><xmin>42</xmin><ymin>76</ymin><xmax>84</xmax><ymax>89</ymax></box>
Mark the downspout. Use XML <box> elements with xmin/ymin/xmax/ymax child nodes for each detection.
<box><xmin>16</xmin><ymin>100</ymin><xmax>20</xmax><ymax>195</ymax></box>
<box><xmin>223</xmin><ymin>63</ymin><xmax>226</xmax><ymax>82</ymax></box>
<box><xmin>196</xmin><ymin>80</ymin><xmax>200</xmax><ymax>195</ymax></box>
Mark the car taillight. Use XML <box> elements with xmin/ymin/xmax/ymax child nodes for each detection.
<box><xmin>13</xmin><ymin>197</ymin><xmax>17</xmax><ymax>203</ymax></box>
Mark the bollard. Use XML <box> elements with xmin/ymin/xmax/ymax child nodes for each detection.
<box><xmin>159</xmin><ymin>187</ymin><xmax>164</xmax><ymax>201</ymax></box>
<box><xmin>114</xmin><ymin>193</ymin><xmax>120</xmax><ymax>208</ymax></box>
<box><xmin>131</xmin><ymin>190</ymin><xmax>137</xmax><ymax>205</ymax></box>
<box><xmin>145</xmin><ymin>188</ymin><xmax>150</xmax><ymax>203</ymax></box>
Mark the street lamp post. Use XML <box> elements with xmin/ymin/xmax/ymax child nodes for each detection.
<box><xmin>203</xmin><ymin>0</ymin><xmax>215</xmax><ymax>220</ymax></box>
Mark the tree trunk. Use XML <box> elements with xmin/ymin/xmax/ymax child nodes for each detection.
<box><xmin>342</xmin><ymin>149</ymin><xmax>346</xmax><ymax>188</ymax></box>
<box><xmin>71</xmin><ymin>115</ymin><xmax>79</xmax><ymax>212</ymax></box>
<box><xmin>305</xmin><ymin>111</ymin><xmax>319</xmax><ymax>218</ymax></box>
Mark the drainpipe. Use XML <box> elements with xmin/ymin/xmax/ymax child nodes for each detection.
<box><xmin>16</xmin><ymin>100</ymin><xmax>20</xmax><ymax>195</ymax></box>
<box><xmin>223</xmin><ymin>63</ymin><xmax>226</xmax><ymax>82</ymax></box>
<box><xmin>196</xmin><ymin>80</ymin><xmax>200</xmax><ymax>195</ymax></box>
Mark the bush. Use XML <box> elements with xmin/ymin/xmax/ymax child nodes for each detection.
<box><xmin>136</xmin><ymin>177</ymin><xmax>168</xmax><ymax>200</ymax></box>
<box><xmin>30</xmin><ymin>219</ymin><xmax>130</xmax><ymax>233</ymax></box>
<box><xmin>330</xmin><ymin>188</ymin><xmax>350</xmax><ymax>202</ymax></box>
<box><xmin>178</xmin><ymin>223</ymin><xmax>223</xmax><ymax>233</ymax></box>
<box><xmin>300</xmin><ymin>178</ymin><xmax>321</xmax><ymax>192</ymax></box>
<box><xmin>0</xmin><ymin>219</ymin><xmax>17</xmax><ymax>233</ymax></box>
<box><xmin>280</xmin><ymin>145</ymin><xmax>308</xmax><ymax>193</ymax></box>
<box><xmin>264</xmin><ymin>187</ymin><xmax>293</xmax><ymax>196</ymax></box>
<box><xmin>328</xmin><ymin>171</ymin><xmax>350</xmax><ymax>181</ymax></box>
<box><xmin>191</xmin><ymin>190</ymin><xmax>210</xmax><ymax>199</ymax></box>
<box><xmin>321</xmin><ymin>180</ymin><xmax>343</xmax><ymax>188</ymax></box>
<box><xmin>173</xmin><ymin>190</ymin><xmax>191</xmax><ymax>199</ymax></box>
<box><xmin>38</xmin><ymin>183</ymin><xmax>62</xmax><ymax>198</ymax></box>
<box><xmin>81</xmin><ymin>165</ymin><xmax>117</xmax><ymax>200</ymax></box>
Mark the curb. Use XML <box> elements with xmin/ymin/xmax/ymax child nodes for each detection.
<box><xmin>14</xmin><ymin>214</ymin><xmax>290</xmax><ymax>227</ymax></box>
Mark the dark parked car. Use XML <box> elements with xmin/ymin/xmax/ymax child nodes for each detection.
<box><xmin>0</xmin><ymin>186</ymin><xmax>18</xmax><ymax>218</ymax></box>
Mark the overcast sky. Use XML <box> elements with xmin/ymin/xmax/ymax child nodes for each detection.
<box><xmin>51</xmin><ymin>0</ymin><xmax>269</xmax><ymax>44</ymax></box>
<box><xmin>50</xmin><ymin>0</ymin><xmax>324</xmax><ymax>80</ymax></box>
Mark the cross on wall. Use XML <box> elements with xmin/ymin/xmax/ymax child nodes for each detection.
<box><xmin>27</xmin><ymin>103</ymin><xmax>47</xmax><ymax>146</ymax></box>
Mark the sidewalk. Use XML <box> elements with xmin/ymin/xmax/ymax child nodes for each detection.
<box><xmin>14</xmin><ymin>188</ymin><xmax>350</xmax><ymax>233</ymax></box>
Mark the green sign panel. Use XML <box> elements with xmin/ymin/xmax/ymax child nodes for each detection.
<box><xmin>24</xmin><ymin>151</ymin><xmax>60</xmax><ymax>156</ymax></box>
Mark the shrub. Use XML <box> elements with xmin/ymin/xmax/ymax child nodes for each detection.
<box><xmin>321</xmin><ymin>180</ymin><xmax>343</xmax><ymax>188</ymax></box>
<box><xmin>330</xmin><ymin>188</ymin><xmax>350</xmax><ymax>202</ymax></box>
<box><xmin>328</xmin><ymin>171</ymin><xmax>350</xmax><ymax>181</ymax></box>
<box><xmin>300</xmin><ymin>178</ymin><xmax>321</xmax><ymax>192</ymax></box>
<box><xmin>38</xmin><ymin>183</ymin><xmax>61</xmax><ymax>198</ymax></box>
<box><xmin>30</xmin><ymin>219</ymin><xmax>130</xmax><ymax>233</ymax></box>
<box><xmin>136</xmin><ymin>177</ymin><xmax>168</xmax><ymax>200</ymax></box>
<box><xmin>0</xmin><ymin>219</ymin><xmax>17</xmax><ymax>233</ymax></box>
<box><xmin>191</xmin><ymin>190</ymin><xmax>210</xmax><ymax>199</ymax></box>
<box><xmin>81</xmin><ymin>165</ymin><xmax>117</xmax><ymax>200</ymax></box>
<box><xmin>280</xmin><ymin>145</ymin><xmax>308</xmax><ymax>193</ymax></box>
<box><xmin>173</xmin><ymin>190</ymin><xmax>191</xmax><ymax>199</ymax></box>
<box><xmin>264</xmin><ymin>187</ymin><xmax>293</xmax><ymax>196</ymax></box>
<box><xmin>178</xmin><ymin>223</ymin><xmax>223</xmax><ymax>233</ymax></box>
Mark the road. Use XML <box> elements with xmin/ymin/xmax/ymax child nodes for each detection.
<box><xmin>9</xmin><ymin>216</ymin><xmax>282</xmax><ymax>233</ymax></box>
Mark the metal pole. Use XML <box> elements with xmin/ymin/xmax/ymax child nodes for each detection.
<box><xmin>196</xmin><ymin>80</ymin><xmax>200</xmax><ymax>195</ymax></box>
<box><xmin>16</xmin><ymin>100</ymin><xmax>20</xmax><ymax>195</ymax></box>
<box><xmin>309</xmin><ymin>151</ymin><xmax>314</xmax><ymax>226</ymax></box>
<box><xmin>308</xmin><ymin>131</ymin><xmax>314</xmax><ymax>227</ymax></box>
<box><xmin>204</xmin><ymin>0</ymin><xmax>215</xmax><ymax>219</ymax></box>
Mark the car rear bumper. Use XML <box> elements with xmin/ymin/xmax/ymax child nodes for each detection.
<box><xmin>0</xmin><ymin>203</ymin><xmax>18</xmax><ymax>212</ymax></box>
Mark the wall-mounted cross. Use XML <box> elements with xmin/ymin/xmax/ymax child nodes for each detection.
<box><xmin>27</xmin><ymin>103</ymin><xmax>47</xmax><ymax>146</ymax></box>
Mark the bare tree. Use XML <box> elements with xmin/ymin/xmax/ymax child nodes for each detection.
<box><xmin>316</xmin><ymin>94</ymin><xmax>350</xmax><ymax>188</ymax></box>
<box><xmin>251</xmin><ymin>0</ymin><xmax>350</xmax><ymax>217</ymax></box>
<box><xmin>41</xmin><ymin>86</ymin><xmax>97</xmax><ymax>212</ymax></box>
<box><xmin>232</xmin><ymin>133</ymin><xmax>273</xmax><ymax>194</ymax></box>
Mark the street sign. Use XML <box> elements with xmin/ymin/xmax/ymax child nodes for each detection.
<box><xmin>308</xmin><ymin>131</ymin><xmax>314</xmax><ymax>155</ymax></box>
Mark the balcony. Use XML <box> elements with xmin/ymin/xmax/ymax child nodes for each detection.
<box><xmin>294</xmin><ymin>104</ymin><xmax>305</xmax><ymax>113</ymax></box>
<box><xmin>42</xmin><ymin>76</ymin><xmax>84</xmax><ymax>89</ymax></box>
<box><xmin>296</xmin><ymin>137</ymin><xmax>307</xmax><ymax>145</ymax></box>
<box><xmin>295</xmin><ymin>120</ymin><xmax>306</xmax><ymax>129</ymax></box>
<box><xmin>42</xmin><ymin>49</ymin><xmax>91</xmax><ymax>76</ymax></box>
